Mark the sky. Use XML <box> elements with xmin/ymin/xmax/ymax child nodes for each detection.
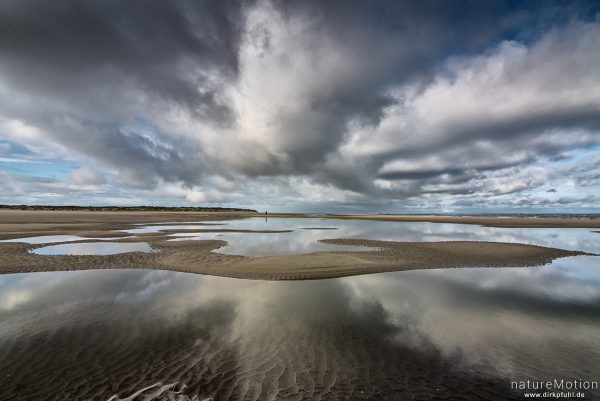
<box><xmin>0</xmin><ymin>0</ymin><xmax>599</xmax><ymax>213</ymax></box>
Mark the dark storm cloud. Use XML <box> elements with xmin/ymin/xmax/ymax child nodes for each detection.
<box><xmin>56</xmin><ymin>123</ymin><xmax>205</xmax><ymax>188</ymax></box>
<box><xmin>0</xmin><ymin>0</ymin><xmax>253</xmax><ymax>188</ymax></box>
<box><xmin>378</xmin><ymin>168</ymin><xmax>466</xmax><ymax>181</ymax></box>
<box><xmin>0</xmin><ymin>0</ymin><xmax>244</xmax><ymax>119</ymax></box>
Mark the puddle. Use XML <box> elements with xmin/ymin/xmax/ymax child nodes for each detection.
<box><xmin>168</xmin><ymin>232</ymin><xmax>375</xmax><ymax>256</ymax></box>
<box><xmin>124</xmin><ymin>217</ymin><xmax>600</xmax><ymax>256</ymax></box>
<box><xmin>1</xmin><ymin>235</ymin><xmax>130</xmax><ymax>244</ymax></box>
<box><xmin>132</xmin><ymin>221</ymin><xmax>226</xmax><ymax>225</ymax></box>
<box><xmin>123</xmin><ymin>225</ymin><xmax>225</xmax><ymax>234</ymax></box>
<box><xmin>30</xmin><ymin>242</ymin><xmax>154</xmax><ymax>255</ymax></box>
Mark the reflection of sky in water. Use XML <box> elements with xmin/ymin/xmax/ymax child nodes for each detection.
<box><xmin>123</xmin><ymin>224</ymin><xmax>225</xmax><ymax>234</ymax></box>
<box><xmin>0</xmin><ymin>257</ymin><xmax>600</xmax><ymax>399</ymax></box>
<box><xmin>30</xmin><ymin>242</ymin><xmax>153</xmax><ymax>255</ymax></box>
<box><xmin>2</xmin><ymin>219</ymin><xmax>599</xmax><ymax>399</ymax></box>
<box><xmin>0</xmin><ymin>235</ymin><xmax>129</xmax><ymax>244</ymax></box>
<box><xmin>343</xmin><ymin>257</ymin><xmax>600</xmax><ymax>380</ymax></box>
<box><xmin>151</xmin><ymin>217</ymin><xmax>600</xmax><ymax>255</ymax></box>
<box><xmin>0</xmin><ymin>257</ymin><xmax>600</xmax><ymax>377</ymax></box>
<box><xmin>169</xmin><ymin>231</ymin><xmax>376</xmax><ymax>255</ymax></box>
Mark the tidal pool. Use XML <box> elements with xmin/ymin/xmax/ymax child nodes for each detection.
<box><xmin>150</xmin><ymin>217</ymin><xmax>600</xmax><ymax>255</ymax></box>
<box><xmin>30</xmin><ymin>242</ymin><xmax>154</xmax><ymax>255</ymax></box>
<box><xmin>0</xmin><ymin>255</ymin><xmax>598</xmax><ymax>400</ymax></box>
<box><xmin>122</xmin><ymin>224</ymin><xmax>225</xmax><ymax>234</ymax></box>
<box><xmin>0</xmin><ymin>235</ymin><xmax>130</xmax><ymax>244</ymax></box>
<box><xmin>168</xmin><ymin>231</ymin><xmax>376</xmax><ymax>255</ymax></box>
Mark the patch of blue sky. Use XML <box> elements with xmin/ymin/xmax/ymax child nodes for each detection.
<box><xmin>0</xmin><ymin>138</ymin><xmax>80</xmax><ymax>178</ymax></box>
<box><xmin>123</xmin><ymin>117</ymin><xmax>161</xmax><ymax>142</ymax></box>
<box><xmin>549</xmin><ymin>144</ymin><xmax>600</xmax><ymax>166</ymax></box>
<box><xmin>569</xmin><ymin>144</ymin><xmax>600</xmax><ymax>161</ymax></box>
<box><xmin>0</xmin><ymin>157</ymin><xmax>77</xmax><ymax>179</ymax></box>
<box><xmin>0</xmin><ymin>140</ymin><xmax>34</xmax><ymax>157</ymax></box>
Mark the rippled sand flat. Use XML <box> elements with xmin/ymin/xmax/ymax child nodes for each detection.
<box><xmin>4</xmin><ymin>269</ymin><xmax>598</xmax><ymax>401</ymax></box>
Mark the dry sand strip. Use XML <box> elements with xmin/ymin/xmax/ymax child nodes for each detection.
<box><xmin>0</xmin><ymin>237</ymin><xmax>592</xmax><ymax>280</ymax></box>
<box><xmin>0</xmin><ymin>209</ymin><xmax>257</xmax><ymax>224</ymax></box>
<box><xmin>0</xmin><ymin>210</ymin><xmax>266</xmax><ymax>242</ymax></box>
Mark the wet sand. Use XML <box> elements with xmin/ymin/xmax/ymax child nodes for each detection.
<box><xmin>1</xmin><ymin>212</ymin><xmax>599</xmax><ymax>400</ymax></box>
<box><xmin>0</xmin><ymin>211</ymin><xmax>593</xmax><ymax>280</ymax></box>
<box><xmin>0</xmin><ymin>272</ymin><xmax>546</xmax><ymax>401</ymax></box>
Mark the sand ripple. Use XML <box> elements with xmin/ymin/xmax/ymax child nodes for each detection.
<box><xmin>0</xmin><ymin>291</ymin><xmax>548</xmax><ymax>401</ymax></box>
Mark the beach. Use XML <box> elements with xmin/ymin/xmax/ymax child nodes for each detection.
<box><xmin>1</xmin><ymin>210</ymin><xmax>599</xmax><ymax>400</ymax></box>
<box><xmin>0</xmin><ymin>210</ymin><xmax>594</xmax><ymax>279</ymax></box>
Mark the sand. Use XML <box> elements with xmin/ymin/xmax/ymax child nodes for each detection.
<box><xmin>0</xmin><ymin>210</ymin><xmax>594</xmax><ymax>280</ymax></box>
<box><xmin>0</xmin><ymin>276</ymin><xmax>536</xmax><ymax>401</ymax></box>
<box><xmin>2</xmin><ymin>209</ymin><xmax>599</xmax><ymax>228</ymax></box>
<box><xmin>1</xmin><ymin>210</ymin><xmax>598</xmax><ymax>400</ymax></box>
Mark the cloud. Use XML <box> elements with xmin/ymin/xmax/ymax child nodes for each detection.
<box><xmin>0</xmin><ymin>0</ymin><xmax>598</xmax><ymax>210</ymax></box>
<box><xmin>0</xmin><ymin>0</ymin><xmax>247</xmax><ymax>189</ymax></box>
<box><xmin>0</xmin><ymin>0</ymin><xmax>243</xmax><ymax>118</ymax></box>
<box><xmin>349</xmin><ymin>21</ymin><xmax>600</xmax><ymax>204</ymax></box>
<box><xmin>218</xmin><ymin>0</ymin><xmax>551</xmax><ymax>178</ymax></box>
<box><xmin>69</xmin><ymin>166</ymin><xmax>106</xmax><ymax>186</ymax></box>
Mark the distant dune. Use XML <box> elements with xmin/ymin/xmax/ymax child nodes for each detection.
<box><xmin>0</xmin><ymin>204</ymin><xmax>257</xmax><ymax>212</ymax></box>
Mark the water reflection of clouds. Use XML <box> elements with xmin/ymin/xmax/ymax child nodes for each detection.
<box><xmin>1</xmin><ymin>263</ymin><xmax>599</xmax><ymax>397</ymax></box>
<box><xmin>149</xmin><ymin>217</ymin><xmax>599</xmax><ymax>255</ymax></box>
<box><xmin>123</xmin><ymin>224</ymin><xmax>225</xmax><ymax>234</ymax></box>
<box><xmin>0</xmin><ymin>235</ymin><xmax>130</xmax><ymax>244</ymax></box>
<box><xmin>342</xmin><ymin>259</ymin><xmax>600</xmax><ymax>378</ymax></box>
<box><xmin>31</xmin><ymin>242</ymin><xmax>153</xmax><ymax>255</ymax></box>
<box><xmin>422</xmin><ymin>256</ymin><xmax>600</xmax><ymax>301</ymax></box>
<box><xmin>3</xmin><ymin>218</ymin><xmax>597</xmax><ymax>258</ymax></box>
<box><xmin>1</xmin><ymin>218</ymin><xmax>599</xmax><ymax>398</ymax></box>
<box><xmin>168</xmin><ymin>230</ymin><xmax>374</xmax><ymax>255</ymax></box>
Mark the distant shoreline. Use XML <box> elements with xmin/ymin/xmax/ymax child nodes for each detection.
<box><xmin>0</xmin><ymin>208</ymin><xmax>599</xmax><ymax>228</ymax></box>
<box><xmin>0</xmin><ymin>205</ymin><xmax>257</xmax><ymax>213</ymax></box>
<box><xmin>0</xmin><ymin>204</ymin><xmax>598</xmax><ymax>218</ymax></box>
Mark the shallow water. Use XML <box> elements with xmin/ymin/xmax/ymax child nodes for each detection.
<box><xmin>0</xmin><ymin>235</ymin><xmax>129</xmax><ymax>244</ymax></box>
<box><xmin>31</xmin><ymin>242</ymin><xmax>154</xmax><ymax>255</ymax></box>
<box><xmin>0</xmin><ymin>255</ymin><xmax>598</xmax><ymax>400</ymax></box>
<box><xmin>123</xmin><ymin>224</ymin><xmax>225</xmax><ymax>234</ymax></box>
<box><xmin>168</xmin><ymin>231</ymin><xmax>377</xmax><ymax>255</ymax></box>
<box><xmin>148</xmin><ymin>217</ymin><xmax>600</xmax><ymax>255</ymax></box>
